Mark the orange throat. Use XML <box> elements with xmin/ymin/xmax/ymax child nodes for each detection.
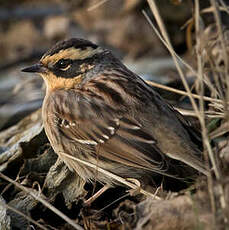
<box><xmin>40</xmin><ymin>72</ymin><xmax>82</xmax><ymax>92</ymax></box>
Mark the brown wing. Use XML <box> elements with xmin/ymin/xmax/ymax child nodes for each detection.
<box><xmin>48</xmin><ymin>89</ymin><xmax>171</xmax><ymax>177</ymax></box>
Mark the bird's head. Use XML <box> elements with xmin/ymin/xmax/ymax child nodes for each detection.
<box><xmin>22</xmin><ymin>38</ymin><xmax>105</xmax><ymax>91</ymax></box>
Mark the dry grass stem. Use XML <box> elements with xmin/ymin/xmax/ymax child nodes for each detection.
<box><xmin>144</xmin><ymin>10</ymin><xmax>219</xmax><ymax>99</ymax></box>
<box><xmin>219</xmin><ymin>0</ymin><xmax>229</xmax><ymax>14</ymax></box>
<box><xmin>87</xmin><ymin>0</ymin><xmax>109</xmax><ymax>11</ymax></box>
<box><xmin>194</xmin><ymin>0</ymin><xmax>216</xmax><ymax>217</ymax></box>
<box><xmin>59</xmin><ymin>151</ymin><xmax>161</xmax><ymax>200</ymax></box>
<box><xmin>202</xmin><ymin>5</ymin><xmax>229</xmax><ymax>14</ymax></box>
<box><xmin>175</xmin><ymin>108</ymin><xmax>224</xmax><ymax>118</ymax></box>
<box><xmin>208</xmin><ymin>0</ymin><xmax>228</xmax><ymax>221</ymax></box>
<box><xmin>146</xmin><ymin>80</ymin><xmax>222</xmax><ymax>104</ymax></box>
<box><xmin>210</xmin><ymin>0</ymin><xmax>229</xmax><ymax>80</ymax></box>
<box><xmin>143</xmin><ymin>4</ymin><xmax>202</xmax><ymax>122</ymax></box>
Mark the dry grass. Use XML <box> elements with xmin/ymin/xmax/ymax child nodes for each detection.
<box><xmin>145</xmin><ymin>0</ymin><xmax>229</xmax><ymax>226</ymax></box>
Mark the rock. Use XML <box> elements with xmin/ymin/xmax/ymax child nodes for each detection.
<box><xmin>0</xmin><ymin>196</ymin><xmax>11</xmax><ymax>230</ymax></box>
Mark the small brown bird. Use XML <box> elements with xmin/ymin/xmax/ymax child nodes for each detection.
<box><xmin>22</xmin><ymin>38</ymin><xmax>208</xmax><ymax>188</ymax></box>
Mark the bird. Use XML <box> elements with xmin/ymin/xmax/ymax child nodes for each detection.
<box><xmin>22</xmin><ymin>38</ymin><xmax>208</xmax><ymax>190</ymax></box>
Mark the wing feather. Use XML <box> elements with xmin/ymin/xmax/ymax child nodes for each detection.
<box><xmin>49</xmin><ymin>89</ymin><xmax>171</xmax><ymax>176</ymax></box>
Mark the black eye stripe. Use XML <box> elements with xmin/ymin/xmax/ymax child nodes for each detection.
<box><xmin>51</xmin><ymin>57</ymin><xmax>96</xmax><ymax>78</ymax></box>
<box><xmin>55</xmin><ymin>59</ymin><xmax>72</xmax><ymax>69</ymax></box>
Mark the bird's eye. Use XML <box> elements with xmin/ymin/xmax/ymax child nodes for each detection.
<box><xmin>56</xmin><ymin>59</ymin><xmax>72</xmax><ymax>69</ymax></box>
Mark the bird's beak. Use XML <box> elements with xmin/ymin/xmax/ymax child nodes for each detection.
<box><xmin>21</xmin><ymin>63</ymin><xmax>47</xmax><ymax>73</ymax></box>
